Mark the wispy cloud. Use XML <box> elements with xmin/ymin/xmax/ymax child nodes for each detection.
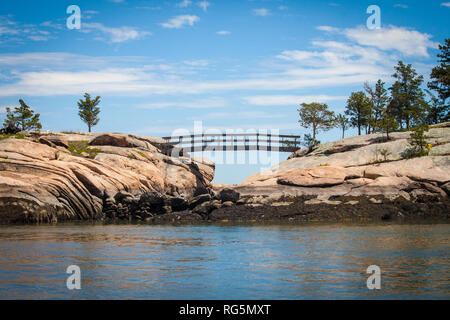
<box><xmin>393</xmin><ymin>4</ymin><xmax>408</xmax><ymax>8</ymax></box>
<box><xmin>82</xmin><ymin>22</ymin><xmax>151</xmax><ymax>43</ymax></box>
<box><xmin>217</xmin><ymin>30</ymin><xmax>231</xmax><ymax>35</ymax></box>
<box><xmin>197</xmin><ymin>1</ymin><xmax>210</xmax><ymax>12</ymax></box>
<box><xmin>177</xmin><ymin>0</ymin><xmax>192</xmax><ymax>8</ymax></box>
<box><xmin>0</xmin><ymin>17</ymin><xmax>55</xmax><ymax>42</ymax></box>
<box><xmin>253</xmin><ymin>8</ymin><xmax>270</xmax><ymax>17</ymax></box>
<box><xmin>441</xmin><ymin>2</ymin><xmax>450</xmax><ymax>7</ymax></box>
<box><xmin>342</xmin><ymin>25</ymin><xmax>438</xmax><ymax>57</ymax></box>
<box><xmin>195</xmin><ymin>111</ymin><xmax>288</xmax><ymax>120</ymax></box>
<box><xmin>316</xmin><ymin>25</ymin><xmax>438</xmax><ymax>57</ymax></box>
<box><xmin>316</xmin><ymin>25</ymin><xmax>339</xmax><ymax>32</ymax></box>
<box><xmin>242</xmin><ymin>95</ymin><xmax>347</xmax><ymax>106</ymax></box>
<box><xmin>0</xmin><ymin>23</ymin><xmax>438</xmax><ymax>98</ymax></box>
<box><xmin>40</xmin><ymin>21</ymin><xmax>63</xmax><ymax>30</ymax></box>
<box><xmin>136</xmin><ymin>97</ymin><xmax>227</xmax><ymax>110</ymax></box>
<box><xmin>161</xmin><ymin>15</ymin><xmax>200</xmax><ymax>29</ymax></box>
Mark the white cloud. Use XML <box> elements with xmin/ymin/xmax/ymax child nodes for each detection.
<box><xmin>253</xmin><ymin>8</ymin><xmax>270</xmax><ymax>16</ymax></box>
<box><xmin>316</xmin><ymin>25</ymin><xmax>438</xmax><ymax>58</ymax></box>
<box><xmin>441</xmin><ymin>2</ymin><xmax>450</xmax><ymax>7</ymax></box>
<box><xmin>40</xmin><ymin>21</ymin><xmax>63</xmax><ymax>30</ymax></box>
<box><xmin>217</xmin><ymin>30</ymin><xmax>231</xmax><ymax>35</ymax></box>
<box><xmin>161</xmin><ymin>15</ymin><xmax>200</xmax><ymax>29</ymax></box>
<box><xmin>278</xmin><ymin>6</ymin><xmax>288</xmax><ymax>10</ymax></box>
<box><xmin>393</xmin><ymin>4</ymin><xmax>408</xmax><ymax>8</ymax></box>
<box><xmin>242</xmin><ymin>95</ymin><xmax>346</xmax><ymax>106</ymax></box>
<box><xmin>136</xmin><ymin>98</ymin><xmax>227</xmax><ymax>109</ymax></box>
<box><xmin>197</xmin><ymin>1</ymin><xmax>210</xmax><ymax>12</ymax></box>
<box><xmin>0</xmin><ymin>21</ymin><xmax>437</xmax><ymax>99</ymax></box>
<box><xmin>316</xmin><ymin>25</ymin><xmax>339</xmax><ymax>32</ymax></box>
<box><xmin>183</xmin><ymin>59</ymin><xmax>210</xmax><ymax>67</ymax></box>
<box><xmin>0</xmin><ymin>17</ymin><xmax>56</xmax><ymax>42</ymax></box>
<box><xmin>0</xmin><ymin>26</ymin><xmax>20</xmax><ymax>36</ymax></box>
<box><xmin>27</xmin><ymin>35</ymin><xmax>49</xmax><ymax>41</ymax></box>
<box><xmin>177</xmin><ymin>0</ymin><xmax>192</xmax><ymax>8</ymax></box>
<box><xmin>342</xmin><ymin>25</ymin><xmax>438</xmax><ymax>57</ymax></box>
<box><xmin>82</xmin><ymin>23</ymin><xmax>151</xmax><ymax>43</ymax></box>
<box><xmin>197</xmin><ymin>111</ymin><xmax>287</xmax><ymax>120</ymax></box>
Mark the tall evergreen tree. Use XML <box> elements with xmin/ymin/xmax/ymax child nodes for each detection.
<box><xmin>388</xmin><ymin>61</ymin><xmax>427</xmax><ymax>129</ymax></box>
<box><xmin>335</xmin><ymin>113</ymin><xmax>349</xmax><ymax>139</ymax></box>
<box><xmin>345</xmin><ymin>91</ymin><xmax>371</xmax><ymax>135</ymax></box>
<box><xmin>78</xmin><ymin>93</ymin><xmax>101</xmax><ymax>133</ymax></box>
<box><xmin>428</xmin><ymin>38</ymin><xmax>449</xmax><ymax>122</ymax></box>
<box><xmin>364</xmin><ymin>80</ymin><xmax>389</xmax><ymax>133</ymax></box>
<box><xmin>3</xmin><ymin>99</ymin><xmax>42</xmax><ymax>131</ymax></box>
<box><xmin>298</xmin><ymin>102</ymin><xmax>335</xmax><ymax>142</ymax></box>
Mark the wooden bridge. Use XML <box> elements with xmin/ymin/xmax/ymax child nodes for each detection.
<box><xmin>162</xmin><ymin>133</ymin><xmax>301</xmax><ymax>153</ymax></box>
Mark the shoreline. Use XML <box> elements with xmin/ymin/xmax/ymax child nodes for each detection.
<box><xmin>2</xmin><ymin>190</ymin><xmax>448</xmax><ymax>225</ymax></box>
<box><xmin>1</xmin><ymin>125</ymin><xmax>449</xmax><ymax>225</ymax></box>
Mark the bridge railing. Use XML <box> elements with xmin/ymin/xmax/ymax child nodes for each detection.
<box><xmin>162</xmin><ymin>133</ymin><xmax>301</xmax><ymax>153</ymax></box>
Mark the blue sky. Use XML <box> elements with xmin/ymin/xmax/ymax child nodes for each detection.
<box><xmin>0</xmin><ymin>0</ymin><xmax>449</xmax><ymax>184</ymax></box>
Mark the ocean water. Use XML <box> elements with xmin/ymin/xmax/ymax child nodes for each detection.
<box><xmin>0</xmin><ymin>222</ymin><xmax>448</xmax><ymax>299</ymax></box>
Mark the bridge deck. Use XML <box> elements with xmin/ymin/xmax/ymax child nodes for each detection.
<box><xmin>162</xmin><ymin>133</ymin><xmax>301</xmax><ymax>153</ymax></box>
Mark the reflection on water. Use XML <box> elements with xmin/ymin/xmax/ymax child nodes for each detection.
<box><xmin>0</xmin><ymin>223</ymin><xmax>448</xmax><ymax>299</ymax></box>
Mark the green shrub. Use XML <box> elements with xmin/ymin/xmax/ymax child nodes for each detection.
<box><xmin>401</xmin><ymin>124</ymin><xmax>430</xmax><ymax>159</ymax></box>
<box><xmin>14</xmin><ymin>132</ymin><xmax>25</xmax><ymax>139</ymax></box>
<box><xmin>67</xmin><ymin>141</ymin><xmax>101</xmax><ymax>159</ymax></box>
<box><xmin>380</xmin><ymin>149</ymin><xmax>391</xmax><ymax>162</ymax></box>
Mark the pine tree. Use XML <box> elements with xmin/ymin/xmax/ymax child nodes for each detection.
<box><xmin>374</xmin><ymin>112</ymin><xmax>398</xmax><ymax>141</ymax></box>
<box><xmin>3</xmin><ymin>99</ymin><xmax>42</xmax><ymax>131</ymax></box>
<box><xmin>364</xmin><ymin>80</ymin><xmax>389</xmax><ymax>133</ymax></box>
<box><xmin>406</xmin><ymin>124</ymin><xmax>429</xmax><ymax>158</ymax></box>
<box><xmin>389</xmin><ymin>61</ymin><xmax>427</xmax><ymax>129</ymax></box>
<box><xmin>335</xmin><ymin>113</ymin><xmax>349</xmax><ymax>139</ymax></box>
<box><xmin>428</xmin><ymin>38</ymin><xmax>449</xmax><ymax>122</ymax></box>
<box><xmin>298</xmin><ymin>102</ymin><xmax>335</xmax><ymax>142</ymax></box>
<box><xmin>78</xmin><ymin>93</ymin><xmax>101</xmax><ymax>133</ymax></box>
<box><xmin>345</xmin><ymin>91</ymin><xmax>371</xmax><ymax>135</ymax></box>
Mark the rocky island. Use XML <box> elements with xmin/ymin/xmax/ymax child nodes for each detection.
<box><xmin>0</xmin><ymin>122</ymin><xmax>449</xmax><ymax>224</ymax></box>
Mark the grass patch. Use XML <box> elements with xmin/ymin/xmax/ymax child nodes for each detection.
<box><xmin>127</xmin><ymin>153</ymin><xmax>138</xmax><ymax>160</ymax></box>
<box><xmin>67</xmin><ymin>141</ymin><xmax>102</xmax><ymax>159</ymax></box>
<box><xmin>136</xmin><ymin>151</ymin><xmax>148</xmax><ymax>159</ymax></box>
<box><xmin>0</xmin><ymin>155</ymin><xmax>8</xmax><ymax>159</ymax></box>
<box><xmin>61</xmin><ymin>131</ymin><xmax>90</xmax><ymax>136</ymax></box>
<box><xmin>0</xmin><ymin>134</ymin><xmax>11</xmax><ymax>141</ymax></box>
<box><xmin>0</xmin><ymin>133</ymin><xmax>26</xmax><ymax>141</ymax></box>
<box><xmin>14</xmin><ymin>132</ymin><xmax>25</xmax><ymax>139</ymax></box>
